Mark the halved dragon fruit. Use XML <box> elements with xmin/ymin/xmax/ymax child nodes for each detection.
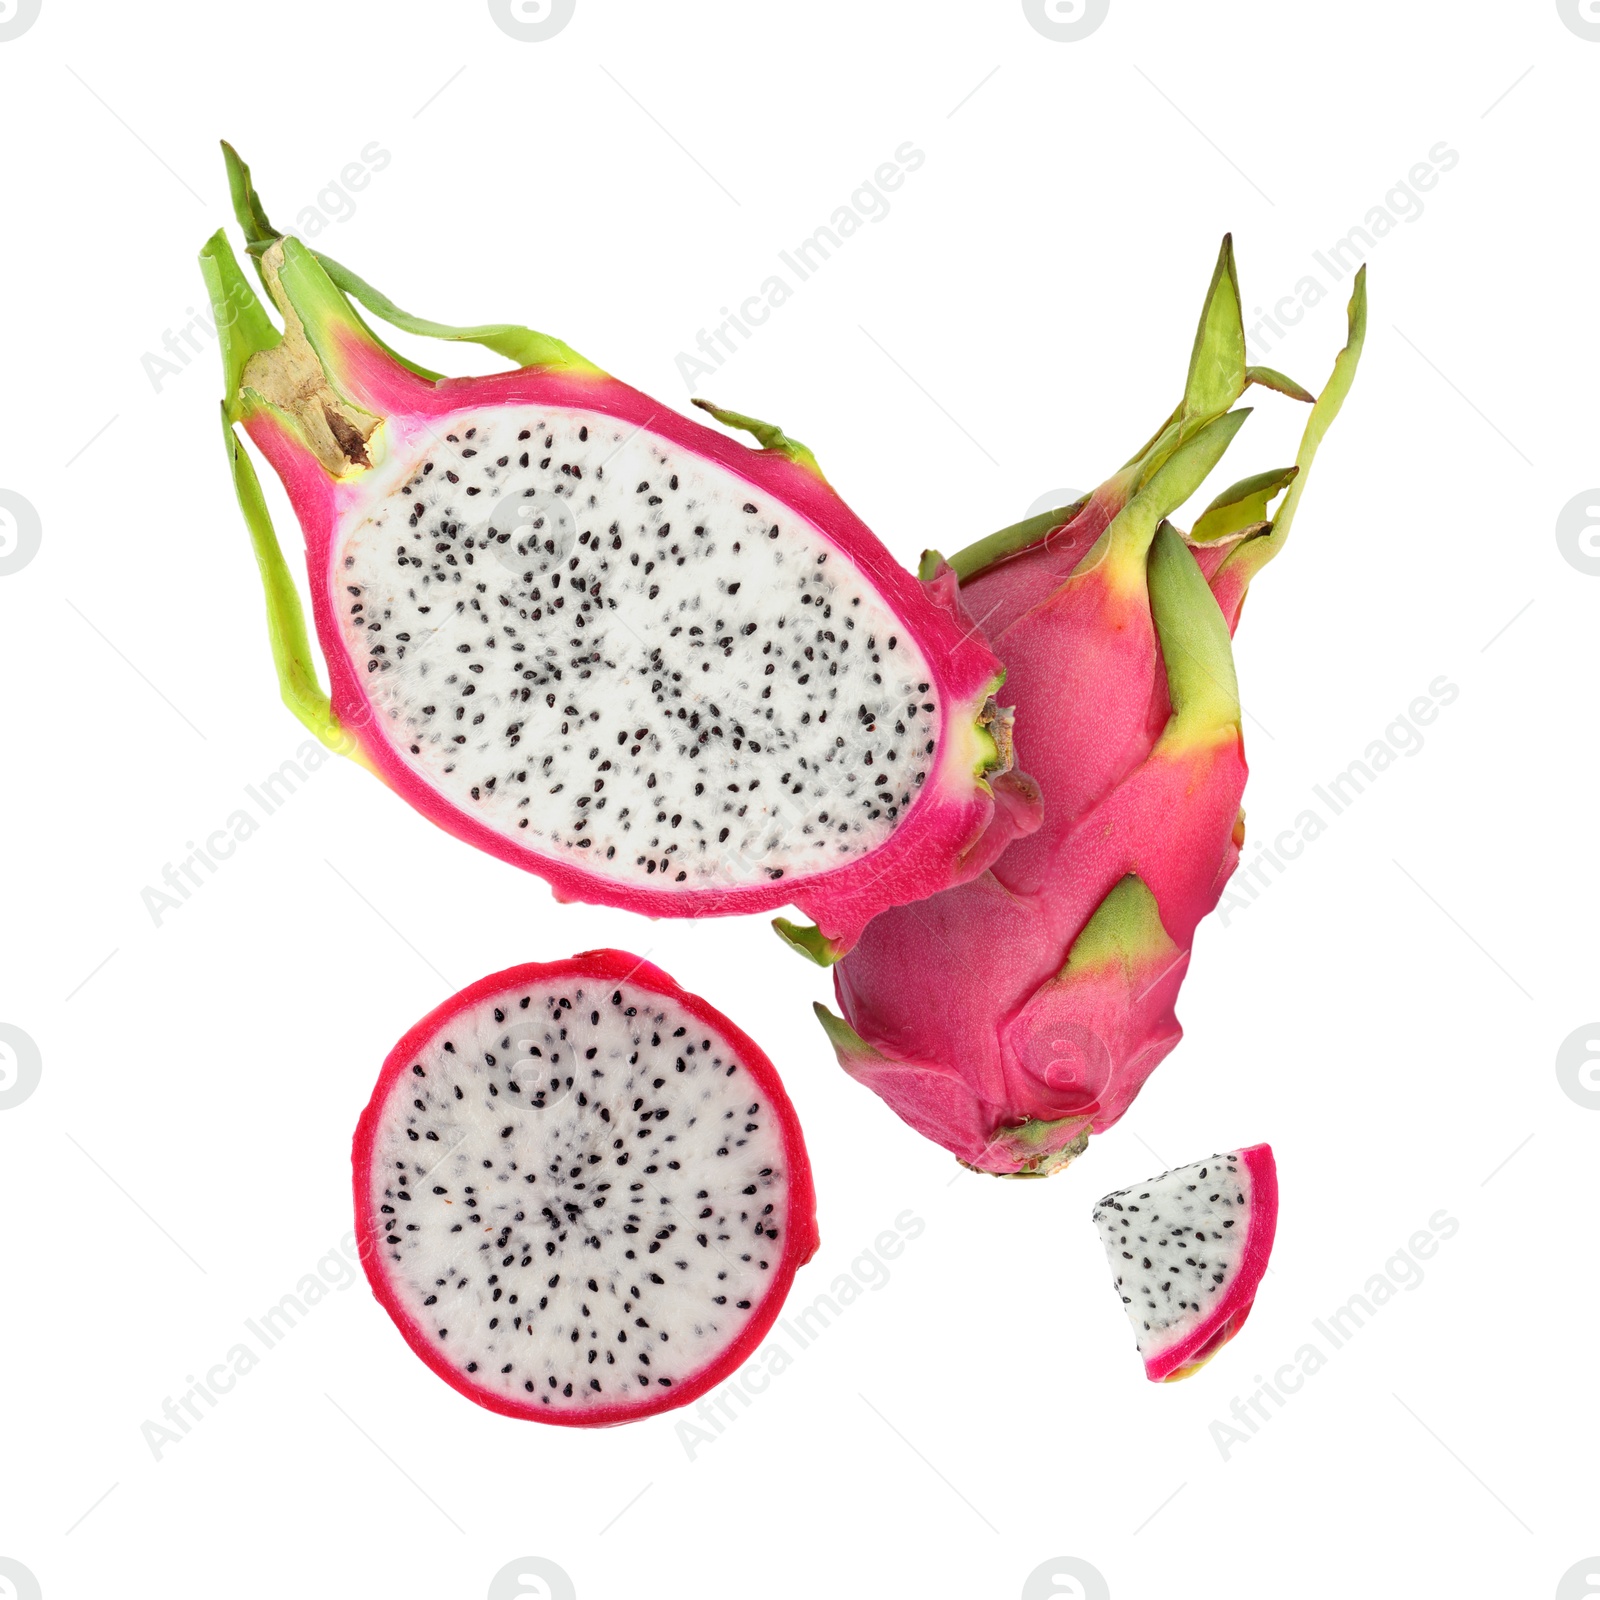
<box><xmin>1093</xmin><ymin>1144</ymin><xmax>1277</xmax><ymax>1381</ymax></box>
<box><xmin>353</xmin><ymin>949</ymin><xmax>818</xmax><ymax>1425</ymax></box>
<box><xmin>816</xmin><ymin>241</ymin><xmax>1366</xmax><ymax>1173</ymax></box>
<box><xmin>200</xmin><ymin>146</ymin><xmax>1030</xmax><ymax>955</ymax></box>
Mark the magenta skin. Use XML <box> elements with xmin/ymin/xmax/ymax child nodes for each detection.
<box><xmin>244</xmin><ymin>320</ymin><xmax>1023</xmax><ymax>954</ymax></box>
<box><xmin>1137</xmin><ymin>1143</ymin><xmax>1278</xmax><ymax>1383</ymax></box>
<box><xmin>829</xmin><ymin>492</ymin><xmax>1247</xmax><ymax>1176</ymax></box>
<box><xmin>352</xmin><ymin>949</ymin><xmax>820</xmax><ymax>1426</ymax></box>
<box><xmin>818</xmin><ymin>249</ymin><xmax>1364</xmax><ymax>1176</ymax></box>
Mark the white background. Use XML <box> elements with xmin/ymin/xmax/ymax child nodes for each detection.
<box><xmin>1</xmin><ymin>2</ymin><xmax>1596</xmax><ymax>1597</ymax></box>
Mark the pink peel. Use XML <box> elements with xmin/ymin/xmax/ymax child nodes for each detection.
<box><xmin>1102</xmin><ymin>1143</ymin><xmax>1279</xmax><ymax>1383</ymax></box>
<box><xmin>205</xmin><ymin>151</ymin><xmax>1027</xmax><ymax>958</ymax></box>
<box><xmin>353</xmin><ymin>949</ymin><xmax>820</xmax><ymax>1426</ymax></box>
<box><xmin>820</xmin><ymin>243</ymin><xmax>1366</xmax><ymax>1174</ymax></box>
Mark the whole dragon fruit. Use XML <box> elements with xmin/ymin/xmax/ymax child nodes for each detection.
<box><xmin>815</xmin><ymin>242</ymin><xmax>1366</xmax><ymax>1174</ymax></box>
<box><xmin>200</xmin><ymin>146</ymin><xmax>1032</xmax><ymax>956</ymax></box>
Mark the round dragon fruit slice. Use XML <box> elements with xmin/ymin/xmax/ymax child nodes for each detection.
<box><xmin>199</xmin><ymin>146</ymin><xmax>1026</xmax><ymax>956</ymax></box>
<box><xmin>353</xmin><ymin>950</ymin><xmax>819</xmax><ymax>1426</ymax></box>
<box><xmin>1092</xmin><ymin>1143</ymin><xmax>1277</xmax><ymax>1382</ymax></box>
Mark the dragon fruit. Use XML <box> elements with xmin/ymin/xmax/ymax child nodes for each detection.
<box><xmin>1093</xmin><ymin>1144</ymin><xmax>1277</xmax><ymax>1381</ymax></box>
<box><xmin>816</xmin><ymin>241</ymin><xmax>1366</xmax><ymax>1173</ymax></box>
<box><xmin>353</xmin><ymin>949</ymin><xmax>818</xmax><ymax>1425</ymax></box>
<box><xmin>200</xmin><ymin>146</ymin><xmax>1030</xmax><ymax>955</ymax></box>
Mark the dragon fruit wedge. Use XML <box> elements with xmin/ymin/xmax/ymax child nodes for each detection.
<box><xmin>200</xmin><ymin>146</ymin><xmax>1029</xmax><ymax>956</ymax></box>
<box><xmin>353</xmin><ymin>949</ymin><xmax>819</xmax><ymax>1425</ymax></box>
<box><xmin>1093</xmin><ymin>1144</ymin><xmax>1277</xmax><ymax>1381</ymax></box>
<box><xmin>816</xmin><ymin>241</ymin><xmax>1366</xmax><ymax>1175</ymax></box>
